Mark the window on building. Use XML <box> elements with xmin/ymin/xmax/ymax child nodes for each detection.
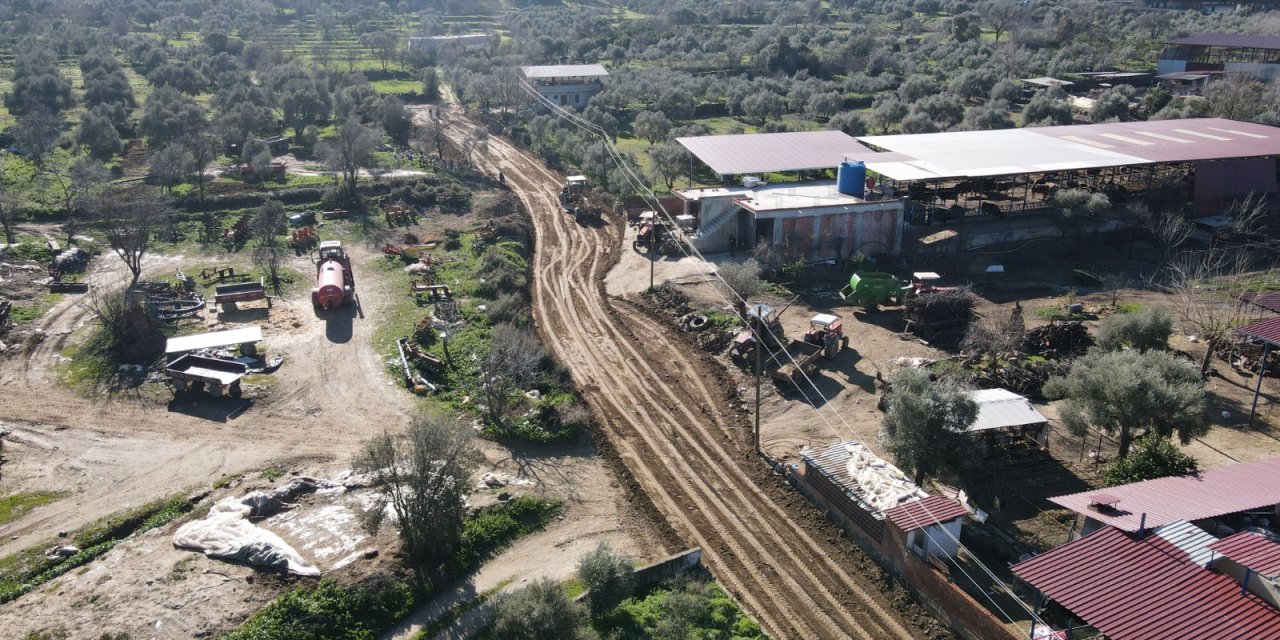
<box><xmin>559</xmin><ymin>94</ymin><xmax>567</xmax><ymax>106</ymax></box>
<box><xmin>575</xmin><ymin>93</ymin><xmax>580</xmax><ymax>104</ymax></box>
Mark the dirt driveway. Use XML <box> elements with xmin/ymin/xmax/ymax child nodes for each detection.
<box><xmin>427</xmin><ymin>103</ymin><xmax>946</xmax><ymax>640</ymax></box>
<box><xmin>0</xmin><ymin>210</ymin><xmax>653</xmax><ymax>635</ymax></box>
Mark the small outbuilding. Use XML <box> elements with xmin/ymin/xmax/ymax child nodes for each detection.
<box><xmin>967</xmin><ymin>388</ymin><xmax>1049</xmax><ymax>446</ymax></box>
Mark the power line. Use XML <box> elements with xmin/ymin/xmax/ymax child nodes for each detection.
<box><xmin>508</xmin><ymin>82</ymin><xmax>1056</xmax><ymax>634</ymax></box>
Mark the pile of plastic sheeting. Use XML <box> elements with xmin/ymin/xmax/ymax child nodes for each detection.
<box><xmin>172</xmin><ymin>478</ymin><xmax>336</xmax><ymax>576</ymax></box>
<box><xmin>844</xmin><ymin>443</ymin><xmax>926</xmax><ymax>513</ymax></box>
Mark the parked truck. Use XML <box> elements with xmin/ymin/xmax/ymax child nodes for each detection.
<box><xmin>313</xmin><ymin>240</ymin><xmax>355</xmax><ymax>309</ymax></box>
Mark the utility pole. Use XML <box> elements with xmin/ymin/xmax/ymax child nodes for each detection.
<box><xmin>754</xmin><ymin>304</ymin><xmax>762</xmax><ymax>456</ymax></box>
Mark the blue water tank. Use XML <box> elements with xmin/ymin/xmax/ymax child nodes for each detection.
<box><xmin>837</xmin><ymin>160</ymin><xmax>866</xmax><ymax>197</ymax></box>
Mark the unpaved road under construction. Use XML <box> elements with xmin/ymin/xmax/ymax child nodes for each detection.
<box><xmin>432</xmin><ymin>105</ymin><xmax>948</xmax><ymax>640</ymax></box>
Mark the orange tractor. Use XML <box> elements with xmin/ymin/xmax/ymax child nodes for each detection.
<box><xmin>313</xmin><ymin>241</ymin><xmax>355</xmax><ymax>309</ymax></box>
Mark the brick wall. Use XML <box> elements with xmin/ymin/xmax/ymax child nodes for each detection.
<box><xmin>791</xmin><ymin>465</ymin><xmax>1021</xmax><ymax>640</ymax></box>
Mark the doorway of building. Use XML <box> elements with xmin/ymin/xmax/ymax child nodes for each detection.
<box><xmin>754</xmin><ymin>218</ymin><xmax>774</xmax><ymax>247</ymax></box>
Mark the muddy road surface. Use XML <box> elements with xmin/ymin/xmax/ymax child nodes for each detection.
<box><xmin>426</xmin><ymin>104</ymin><xmax>943</xmax><ymax>639</ymax></box>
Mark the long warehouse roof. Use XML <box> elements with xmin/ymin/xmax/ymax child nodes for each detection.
<box><xmin>675</xmin><ymin>130</ymin><xmax>912</xmax><ymax>175</ymax></box>
<box><xmin>676</xmin><ymin>118</ymin><xmax>1280</xmax><ymax>181</ymax></box>
<box><xmin>1166</xmin><ymin>33</ymin><xmax>1280</xmax><ymax>49</ymax></box>
<box><xmin>856</xmin><ymin>118</ymin><xmax>1280</xmax><ymax>181</ymax></box>
<box><xmin>520</xmin><ymin>64</ymin><xmax>608</xmax><ymax>79</ymax></box>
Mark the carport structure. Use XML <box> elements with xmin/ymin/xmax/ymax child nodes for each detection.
<box><xmin>1237</xmin><ymin>316</ymin><xmax>1280</xmax><ymax>426</ymax></box>
<box><xmin>853</xmin><ymin>118</ymin><xmax>1280</xmax><ymax>220</ymax></box>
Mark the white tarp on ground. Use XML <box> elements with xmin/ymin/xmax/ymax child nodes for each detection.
<box><xmin>173</xmin><ymin>478</ymin><xmax>330</xmax><ymax>576</ymax></box>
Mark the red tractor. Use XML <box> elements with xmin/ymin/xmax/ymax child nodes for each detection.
<box><xmin>803</xmin><ymin>313</ymin><xmax>847</xmax><ymax>359</ymax></box>
<box><xmin>313</xmin><ymin>240</ymin><xmax>355</xmax><ymax>309</ymax></box>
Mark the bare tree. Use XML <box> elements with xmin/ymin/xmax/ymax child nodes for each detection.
<box><xmin>1167</xmin><ymin>194</ymin><xmax>1273</xmax><ymax>374</ymax></box>
<box><xmin>1132</xmin><ymin>202</ymin><xmax>1192</xmax><ymax>272</ymax></box>
<box><xmin>0</xmin><ymin>176</ymin><xmax>17</xmax><ymax>246</ymax></box>
<box><xmin>355</xmin><ymin>414</ymin><xmax>481</xmax><ymax>584</ymax></box>
<box><xmin>478</xmin><ymin>324</ymin><xmax>547</xmax><ymax>429</ymax></box>
<box><xmin>253</xmin><ymin>244</ymin><xmax>287</xmax><ymax>295</ymax></box>
<box><xmin>98</xmin><ymin>189</ymin><xmax>169</xmax><ymax>287</ymax></box>
<box><xmin>319</xmin><ymin>115</ymin><xmax>379</xmax><ymax>195</ymax></box>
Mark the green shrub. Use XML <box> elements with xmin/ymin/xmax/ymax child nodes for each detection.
<box><xmin>221</xmin><ymin>578</ymin><xmax>419</xmax><ymax>640</ymax></box>
<box><xmin>1102</xmin><ymin>434</ymin><xmax>1198</xmax><ymax>486</ymax></box>
<box><xmin>1097</xmin><ymin>305</ymin><xmax>1172</xmax><ymax>352</ymax></box>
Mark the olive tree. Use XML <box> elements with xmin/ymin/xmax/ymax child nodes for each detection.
<box><xmin>355</xmin><ymin>414</ymin><xmax>481</xmax><ymax>584</ymax></box>
<box><xmin>1044</xmin><ymin>349</ymin><xmax>1208</xmax><ymax>459</ymax></box>
<box><xmin>491</xmin><ymin>579</ymin><xmax>589</xmax><ymax>640</ymax></box>
<box><xmin>576</xmin><ymin>543</ymin><xmax>635</xmax><ymax>615</ymax></box>
<box><xmin>879</xmin><ymin>368</ymin><xmax>981</xmax><ymax>485</ymax></box>
<box><xmin>1096</xmin><ymin>306</ymin><xmax>1173</xmax><ymax>352</ymax></box>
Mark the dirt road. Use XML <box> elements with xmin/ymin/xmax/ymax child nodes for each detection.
<box><xmin>429</xmin><ymin>105</ymin><xmax>941</xmax><ymax>639</ymax></box>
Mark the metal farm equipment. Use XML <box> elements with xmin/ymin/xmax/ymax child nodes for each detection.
<box><xmin>166</xmin><ymin>354</ymin><xmax>247</xmax><ymax>397</ymax></box>
<box><xmin>312</xmin><ymin>240</ymin><xmax>355</xmax><ymax>309</ymax></box>
<box><xmin>214</xmin><ymin>278</ymin><xmax>269</xmax><ymax>311</ymax></box>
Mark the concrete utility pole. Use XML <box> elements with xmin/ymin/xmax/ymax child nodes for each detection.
<box><xmin>755</xmin><ymin>304</ymin><xmax>763</xmax><ymax>456</ymax></box>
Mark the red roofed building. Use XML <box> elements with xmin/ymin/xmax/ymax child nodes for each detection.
<box><xmin>1211</xmin><ymin>532</ymin><xmax>1280</xmax><ymax>609</ymax></box>
<box><xmin>1049</xmin><ymin>456</ymin><xmax>1280</xmax><ymax>536</ymax></box>
<box><xmin>1013</xmin><ymin>526</ymin><xmax>1280</xmax><ymax>640</ymax></box>
<box><xmin>884</xmin><ymin>495</ymin><xmax>967</xmax><ymax>560</ymax></box>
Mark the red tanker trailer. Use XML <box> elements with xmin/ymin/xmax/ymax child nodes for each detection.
<box><xmin>313</xmin><ymin>240</ymin><xmax>355</xmax><ymax>309</ymax></box>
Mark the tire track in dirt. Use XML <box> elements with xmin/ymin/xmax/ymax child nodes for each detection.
<box><xmin>432</xmin><ymin>106</ymin><xmax>936</xmax><ymax>640</ymax></box>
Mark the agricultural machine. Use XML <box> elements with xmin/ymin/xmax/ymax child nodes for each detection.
<box><xmin>840</xmin><ymin>272</ymin><xmax>907</xmax><ymax>309</ymax></box>
<box><xmin>803</xmin><ymin>313</ymin><xmax>847</xmax><ymax>359</ymax></box>
<box><xmin>840</xmin><ymin>271</ymin><xmax>957</xmax><ymax>310</ymax></box>
<box><xmin>730</xmin><ymin>302</ymin><xmax>788</xmax><ymax>364</ymax></box>
<box><xmin>560</xmin><ymin>175</ymin><xmax>600</xmax><ymax>223</ymax></box>
<box><xmin>312</xmin><ymin>240</ymin><xmax>355</xmax><ymax>310</ymax></box>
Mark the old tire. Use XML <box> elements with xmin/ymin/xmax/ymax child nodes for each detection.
<box><xmin>687</xmin><ymin>315</ymin><xmax>709</xmax><ymax>331</ymax></box>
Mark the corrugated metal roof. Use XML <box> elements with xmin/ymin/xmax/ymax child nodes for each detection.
<box><xmin>1211</xmin><ymin>531</ymin><xmax>1280</xmax><ymax>578</ymax></box>
<box><xmin>1153</xmin><ymin>520</ymin><xmax>1219</xmax><ymax>568</ymax></box>
<box><xmin>799</xmin><ymin>441</ymin><xmax>925</xmax><ymax>519</ymax></box>
<box><xmin>675</xmin><ymin>131</ymin><xmax>913</xmax><ymax>176</ymax></box>
<box><xmin>165</xmin><ymin>326</ymin><xmax>263</xmax><ymax>354</ymax></box>
<box><xmin>884</xmin><ymin>495</ymin><xmax>967</xmax><ymax>532</ymax></box>
<box><xmin>1049</xmin><ymin>456</ymin><xmax>1280</xmax><ymax>532</ymax></box>
<box><xmin>968</xmin><ymin>389</ymin><xmax>1048</xmax><ymax>432</ymax></box>
<box><xmin>1021</xmin><ymin>77</ymin><xmax>1074</xmax><ymax>87</ymax></box>
<box><xmin>1239</xmin><ymin>317</ymin><xmax>1280</xmax><ymax>345</ymax></box>
<box><xmin>520</xmin><ymin>64</ymin><xmax>608</xmax><ymax>79</ymax></box>
<box><xmin>1237</xmin><ymin>291</ymin><xmax>1280</xmax><ymax>314</ymax></box>
<box><xmin>1012</xmin><ymin>527</ymin><xmax>1280</xmax><ymax>640</ymax></box>
<box><xmin>857</xmin><ymin>118</ymin><xmax>1280</xmax><ymax>181</ymax></box>
<box><xmin>1167</xmin><ymin>34</ymin><xmax>1280</xmax><ymax>50</ymax></box>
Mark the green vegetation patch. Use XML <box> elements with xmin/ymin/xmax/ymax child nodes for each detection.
<box><xmin>452</xmin><ymin>496</ymin><xmax>564</xmax><ymax>573</ymax></box>
<box><xmin>0</xmin><ymin>491</ymin><xmax>67</xmax><ymax>526</ymax></box>
<box><xmin>8</xmin><ymin>293</ymin><xmax>62</xmax><ymax>325</ymax></box>
<box><xmin>221</xmin><ymin>579</ymin><xmax>421</xmax><ymax>640</ymax></box>
<box><xmin>593</xmin><ymin>576</ymin><xmax>766</xmax><ymax>640</ymax></box>
<box><xmin>0</xmin><ymin>493</ymin><xmax>197</xmax><ymax>605</ymax></box>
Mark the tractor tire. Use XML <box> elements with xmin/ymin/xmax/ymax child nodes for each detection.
<box><xmin>687</xmin><ymin>315</ymin><xmax>709</xmax><ymax>331</ymax></box>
